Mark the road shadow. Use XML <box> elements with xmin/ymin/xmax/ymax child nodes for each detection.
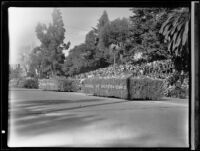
<box><xmin>10</xmin><ymin>98</ymin><xmax>125</xmax><ymax>137</ymax></box>
<box><xmin>13</xmin><ymin>113</ymin><xmax>103</xmax><ymax>137</ymax></box>
<box><xmin>10</xmin><ymin>99</ymin><xmax>126</xmax><ymax>118</ymax></box>
<box><xmin>12</xmin><ymin>98</ymin><xmax>105</xmax><ymax>106</ymax></box>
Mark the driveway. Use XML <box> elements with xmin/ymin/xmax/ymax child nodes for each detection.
<box><xmin>8</xmin><ymin>88</ymin><xmax>189</xmax><ymax>147</ymax></box>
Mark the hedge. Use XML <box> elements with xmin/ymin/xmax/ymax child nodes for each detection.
<box><xmin>82</xmin><ymin>76</ymin><xmax>164</xmax><ymax>100</ymax></box>
<box><xmin>38</xmin><ymin>79</ymin><xmax>58</xmax><ymax>91</ymax></box>
<box><xmin>129</xmin><ymin>77</ymin><xmax>164</xmax><ymax>100</ymax></box>
<box><xmin>38</xmin><ymin>77</ymin><xmax>80</xmax><ymax>92</ymax></box>
<box><xmin>82</xmin><ymin>76</ymin><xmax>129</xmax><ymax>99</ymax></box>
<box><xmin>9</xmin><ymin>78</ymin><xmax>38</xmax><ymax>89</ymax></box>
<box><xmin>23</xmin><ymin>78</ymin><xmax>38</xmax><ymax>89</ymax></box>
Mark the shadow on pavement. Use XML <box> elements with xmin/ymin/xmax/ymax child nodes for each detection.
<box><xmin>13</xmin><ymin>113</ymin><xmax>103</xmax><ymax>136</ymax></box>
<box><xmin>10</xmin><ymin>98</ymin><xmax>125</xmax><ymax>137</ymax></box>
<box><xmin>11</xmin><ymin>99</ymin><xmax>126</xmax><ymax>118</ymax></box>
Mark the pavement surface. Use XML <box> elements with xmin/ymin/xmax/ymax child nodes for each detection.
<box><xmin>8</xmin><ymin>88</ymin><xmax>189</xmax><ymax>147</ymax></box>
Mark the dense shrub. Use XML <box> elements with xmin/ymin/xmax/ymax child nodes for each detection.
<box><xmin>129</xmin><ymin>77</ymin><xmax>164</xmax><ymax>100</ymax></box>
<box><xmin>164</xmin><ymin>85</ymin><xmax>188</xmax><ymax>99</ymax></box>
<box><xmin>74</xmin><ymin>59</ymin><xmax>174</xmax><ymax>80</ymax></box>
<box><xmin>163</xmin><ymin>75</ymin><xmax>189</xmax><ymax>99</ymax></box>
<box><xmin>57</xmin><ymin>78</ymin><xmax>80</xmax><ymax>92</ymax></box>
<box><xmin>23</xmin><ymin>78</ymin><xmax>38</xmax><ymax>89</ymax></box>
<box><xmin>163</xmin><ymin>79</ymin><xmax>189</xmax><ymax>99</ymax></box>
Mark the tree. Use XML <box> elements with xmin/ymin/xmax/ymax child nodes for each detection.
<box><xmin>129</xmin><ymin>8</ymin><xmax>171</xmax><ymax>63</ymax></box>
<box><xmin>35</xmin><ymin>8</ymin><xmax>70</xmax><ymax>77</ymax></box>
<box><xmin>159</xmin><ymin>8</ymin><xmax>190</xmax><ymax>73</ymax></box>
<box><xmin>63</xmin><ymin>43</ymin><xmax>94</xmax><ymax>76</ymax></box>
<box><xmin>95</xmin><ymin>11</ymin><xmax>111</xmax><ymax>66</ymax></box>
<box><xmin>100</xmin><ymin>18</ymin><xmax>131</xmax><ymax>64</ymax></box>
<box><xmin>96</xmin><ymin>10</ymin><xmax>110</xmax><ymax>31</ymax></box>
<box><xmin>17</xmin><ymin>44</ymin><xmax>36</xmax><ymax>77</ymax></box>
<box><xmin>63</xmin><ymin>15</ymin><xmax>114</xmax><ymax>77</ymax></box>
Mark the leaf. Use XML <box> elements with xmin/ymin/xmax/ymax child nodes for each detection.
<box><xmin>182</xmin><ymin>21</ymin><xmax>189</xmax><ymax>46</ymax></box>
<box><xmin>168</xmin><ymin>41</ymin><xmax>173</xmax><ymax>52</ymax></box>
<box><xmin>174</xmin><ymin>36</ymin><xmax>182</xmax><ymax>49</ymax></box>
<box><xmin>159</xmin><ymin>15</ymin><xmax>173</xmax><ymax>33</ymax></box>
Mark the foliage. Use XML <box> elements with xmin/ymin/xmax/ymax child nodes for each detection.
<box><xmin>57</xmin><ymin>78</ymin><xmax>80</xmax><ymax>92</ymax></box>
<box><xmin>129</xmin><ymin>77</ymin><xmax>164</xmax><ymax>100</ymax></box>
<box><xmin>129</xmin><ymin>8</ymin><xmax>171</xmax><ymax>62</ymax></box>
<box><xmin>32</xmin><ymin>8</ymin><xmax>70</xmax><ymax>78</ymax></box>
<box><xmin>163</xmin><ymin>85</ymin><xmax>188</xmax><ymax>99</ymax></box>
<box><xmin>23</xmin><ymin>78</ymin><xmax>38</xmax><ymax>89</ymax></box>
<box><xmin>99</xmin><ymin>18</ymin><xmax>131</xmax><ymax>64</ymax></box>
<box><xmin>74</xmin><ymin>59</ymin><xmax>174</xmax><ymax>80</ymax></box>
<box><xmin>159</xmin><ymin>8</ymin><xmax>190</xmax><ymax>73</ymax></box>
<box><xmin>63</xmin><ymin>11</ymin><xmax>111</xmax><ymax>77</ymax></box>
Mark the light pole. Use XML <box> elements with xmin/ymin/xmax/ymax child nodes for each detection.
<box><xmin>110</xmin><ymin>44</ymin><xmax>119</xmax><ymax>76</ymax></box>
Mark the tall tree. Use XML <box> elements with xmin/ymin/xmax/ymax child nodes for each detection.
<box><xmin>96</xmin><ymin>10</ymin><xmax>110</xmax><ymax>31</ymax></box>
<box><xmin>95</xmin><ymin>11</ymin><xmax>111</xmax><ymax>66</ymax></box>
<box><xmin>100</xmin><ymin>18</ymin><xmax>131</xmax><ymax>64</ymax></box>
<box><xmin>129</xmin><ymin>8</ymin><xmax>171</xmax><ymax>63</ymax></box>
<box><xmin>35</xmin><ymin>8</ymin><xmax>70</xmax><ymax>77</ymax></box>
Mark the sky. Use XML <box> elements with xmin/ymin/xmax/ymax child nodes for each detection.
<box><xmin>9</xmin><ymin>7</ymin><xmax>132</xmax><ymax>64</ymax></box>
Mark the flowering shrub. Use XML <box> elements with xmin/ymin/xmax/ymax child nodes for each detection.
<box><xmin>74</xmin><ymin>59</ymin><xmax>174</xmax><ymax>80</ymax></box>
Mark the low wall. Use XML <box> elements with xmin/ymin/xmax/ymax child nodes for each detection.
<box><xmin>38</xmin><ymin>79</ymin><xmax>58</xmax><ymax>91</ymax></box>
<box><xmin>83</xmin><ymin>76</ymin><xmax>164</xmax><ymax>100</ymax></box>
<box><xmin>83</xmin><ymin>77</ymin><xmax>129</xmax><ymax>99</ymax></box>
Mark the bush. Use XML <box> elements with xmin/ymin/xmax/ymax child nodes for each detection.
<box><xmin>57</xmin><ymin>78</ymin><xmax>80</xmax><ymax>92</ymax></box>
<box><xmin>163</xmin><ymin>84</ymin><xmax>188</xmax><ymax>99</ymax></box>
<box><xmin>129</xmin><ymin>77</ymin><xmax>164</xmax><ymax>100</ymax></box>
<box><xmin>23</xmin><ymin>78</ymin><xmax>38</xmax><ymax>89</ymax></box>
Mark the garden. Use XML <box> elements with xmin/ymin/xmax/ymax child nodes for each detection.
<box><xmin>9</xmin><ymin>7</ymin><xmax>190</xmax><ymax>100</ymax></box>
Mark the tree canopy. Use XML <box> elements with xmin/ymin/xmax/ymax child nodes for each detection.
<box><xmin>32</xmin><ymin>8</ymin><xmax>70</xmax><ymax>78</ymax></box>
<box><xmin>26</xmin><ymin>8</ymin><xmax>190</xmax><ymax>78</ymax></box>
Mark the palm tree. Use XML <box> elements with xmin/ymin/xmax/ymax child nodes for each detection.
<box><xmin>159</xmin><ymin>8</ymin><xmax>190</xmax><ymax>57</ymax></box>
<box><xmin>159</xmin><ymin>8</ymin><xmax>190</xmax><ymax>74</ymax></box>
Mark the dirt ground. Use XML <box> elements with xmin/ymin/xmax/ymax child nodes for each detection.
<box><xmin>8</xmin><ymin>88</ymin><xmax>189</xmax><ymax>147</ymax></box>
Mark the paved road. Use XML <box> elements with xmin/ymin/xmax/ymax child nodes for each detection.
<box><xmin>8</xmin><ymin>88</ymin><xmax>189</xmax><ymax>147</ymax></box>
